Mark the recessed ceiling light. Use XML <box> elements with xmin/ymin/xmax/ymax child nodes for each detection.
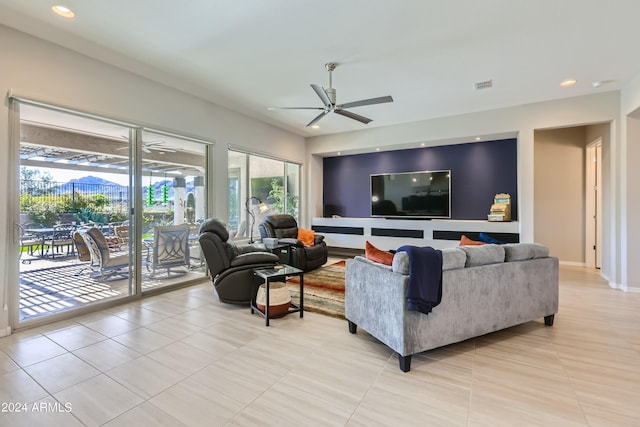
<box><xmin>560</xmin><ymin>79</ymin><xmax>577</xmax><ymax>87</ymax></box>
<box><xmin>420</xmin><ymin>142</ymin><xmax>426</xmax><ymax>147</ymax></box>
<box><xmin>337</xmin><ymin>152</ymin><xmax>341</xmax><ymax>156</ymax></box>
<box><xmin>376</xmin><ymin>147</ymin><xmax>380</xmax><ymax>151</ymax></box>
<box><xmin>311</xmin><ymin>125</ymin><xmax>320</xmax><ymax>129</ymax></box>
<box><xmin>592</xmin><ymin>80</ymin><xmax>612</xmax><ymax>88</ymax></box>
<box><xmin>52</xmin><ymin>5</ymin><xmax>75</xmax><ymax>18</ymax></box>
<box><xmin>475</xmin><ymin>137</ymin><xmax>481</xmax><ymax>141</ymax></box>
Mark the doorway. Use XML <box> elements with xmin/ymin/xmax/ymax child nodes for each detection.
<box><xmin>585</xmin><ymin>139</ymin><xmax>602</xmax><ymax>269</ymax></box>
<box><xmin>533</xmin><ymin>123</ymin><xmax>610</xmax><ymax>267</ymax></box>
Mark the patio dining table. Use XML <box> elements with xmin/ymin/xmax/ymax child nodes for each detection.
<box><xmin>24</xmin><ymin>225</ymin><xmax>77</xmax><ymax>259</ymax></box>
<box><xmin>24</xmin><ymin>227</ymin><xmax>55</xmax><ymax>237</ymax></box>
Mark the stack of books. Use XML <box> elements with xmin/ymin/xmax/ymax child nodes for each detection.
<box><xmin>488</xmin><ymin>193</ymin><xmax>511</xmax><ymax>221</ymax></box>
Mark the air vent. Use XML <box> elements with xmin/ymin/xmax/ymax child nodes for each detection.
<box><xmin>474</xmin><ymin>80</ymin><xmax>493</xmax><ymax>90</ymax></box>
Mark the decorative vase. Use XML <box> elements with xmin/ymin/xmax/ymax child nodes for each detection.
<box><xmin>256</xmin><ymin>282</ymin><xmax>291</xmax><ymax>317</ymax></box>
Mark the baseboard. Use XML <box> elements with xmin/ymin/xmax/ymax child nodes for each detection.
<box><xmin>0</xmin><ymin>326</ymin><xmax>12</xmax><ymax>338</ymax></box>
<box><xmin>611</xmin><ymin>282</ymin><xmax>640</xmax><ymax>293</ymax></box>
<box><xmin>327</xmin><ymin>246</ymin><xmax>363</xmax><ymax>258</ymax></box>
<box><xmin>558</xmin><ymin>261</ymin><xmax>586</xmax><ymax>267</ymax></box>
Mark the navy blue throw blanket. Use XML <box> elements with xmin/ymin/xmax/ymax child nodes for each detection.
<box><xmin>397</xmin><ymin>245</ymin><xmax>443</xmax><ymax>314</ymax></box>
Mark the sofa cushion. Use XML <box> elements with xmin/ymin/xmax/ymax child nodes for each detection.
<box><xmin>391</xmin><ymin>247</ymin><xmax>465</xmax><ymax>274</ymax></box>
<box><xmin>365</xmin><ymin>241</ymin><xmax>394</xmax><ymax>266</ymax></box>
<box><xmin>442</xmin><ymin>248</ymin><xmax>467</xmax><ymax>271</ymax></box>
<box><xmin>503</xmin><ymin>243</ymin><xmax>549</xmax><ymax>261</ymax></box>
<box><xmin>458</xmin><ymin>244</ymin><xmax>505</xmax><ymax>267</ymax></box>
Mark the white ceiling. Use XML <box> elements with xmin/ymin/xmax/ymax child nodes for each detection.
<box><xmin>1</xmin><ymin>0</ymin><xmax>639</xmax><ymax>137</ymax></box>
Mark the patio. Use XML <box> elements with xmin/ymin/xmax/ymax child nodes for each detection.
<box><xmin>19</xmin><ymin>242</ymin><xmax>208</xmax><ymax>322</ymax></box>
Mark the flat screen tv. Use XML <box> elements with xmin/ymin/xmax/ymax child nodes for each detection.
<box><xmin>370</xmin><ymin>170</ymin><xmax>451</xmax><ymax>218</ymax></box>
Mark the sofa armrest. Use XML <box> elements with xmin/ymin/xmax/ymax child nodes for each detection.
<box><xmin>345</xmin><ymin>257</ymin><xmax>408</xmax><ymax>356</ymax></box>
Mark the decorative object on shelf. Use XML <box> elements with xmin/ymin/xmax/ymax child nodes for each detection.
<box><xmin>488</xmin><ymin>193</ymin><xmax>511</xmax><ymax>222</ymax></box>
<box><xmin>245</xmin><ymin>196</ymin><xmax>269</xmax><ymax>243</ymax></box>
<box><xmin>256</xmin><ymin>282</ymin><xmax>291</xmax><ymax>317</ymax></box>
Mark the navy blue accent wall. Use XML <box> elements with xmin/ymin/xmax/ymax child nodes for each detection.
<box><xmin>322</xmin><ymin>138</ymin><xmax>517</xmax><ymax>220</ymax></box>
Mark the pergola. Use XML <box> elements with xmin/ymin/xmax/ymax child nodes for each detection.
<box><xmin>19</xmin><ymin>122</ymin><xmax>208</xmax><ymax>223</ymax></box>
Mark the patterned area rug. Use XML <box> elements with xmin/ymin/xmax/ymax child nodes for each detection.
<box><xmin>286</xmin><ymin>260</ymin><xmax>346</xmax><ymax>319</ymax></box>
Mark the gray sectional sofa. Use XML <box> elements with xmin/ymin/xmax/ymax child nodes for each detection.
<box><xmin>345</xmin><ymin>243</ymin><xmax>559</xmax><ymax>372</ymax></box>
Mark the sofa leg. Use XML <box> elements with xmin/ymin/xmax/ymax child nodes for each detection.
<box><xmin>399</xmin><ymin>354</ymin><xmax>412</xmax><ymax>372</ymax></box>
<box><xmin>544</xmin><ymin>314</ymin><xmax>555</xmax><ymax>326</ymax></box>
<box><xmin>348</xmin><ymin>320</ymin><xmax>357</xmax><ymax>334</ymax></box>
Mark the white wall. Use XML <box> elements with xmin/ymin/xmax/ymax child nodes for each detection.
<box><xmin>0</xmin><ymin>25</ymin><xmax>305</xmax><ymax>334</ymax></box>
<box><xmin>306</xmin><ymin>91</ymin><xmax>624</xmax><ymax>285</ymax></box>
<box><xmin>620</xmin><ymin>73</ymin><xmax>640</xmax><ymax>291</ymax></box>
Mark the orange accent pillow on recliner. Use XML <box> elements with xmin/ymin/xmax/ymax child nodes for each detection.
<box><xmin>365</xmin><ymin>241</ymin><xmax>394</xmax><ymax>266</ymax></box>
<box><xmin>459</xmin><ymin>234</ymin><xmax>486</xmax><ymax>246</ymax></box>
<box><xmin>297</xmin><ymin>228</ymin><xmax>315</xmax><ymax>246</ymax></box>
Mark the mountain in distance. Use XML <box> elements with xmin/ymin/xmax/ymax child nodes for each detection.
<box><xmin>59</xmin><ymin>175</ymin><xmax>196</xmax><ymax>197</ymax></box>
<box><xmin>57</xmin><ymin>175</ymin><xmax>128</xmax><ymax>192</ymax></box>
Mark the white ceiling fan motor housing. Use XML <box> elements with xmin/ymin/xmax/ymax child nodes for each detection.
<box><xmin>326</xmin><ymin>87</ymin><xmax>337</xmax><ymax>105</ymax></box>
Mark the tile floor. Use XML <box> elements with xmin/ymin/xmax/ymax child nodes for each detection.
<box><xmin>0</xmin><ymin>265</ymin><xmax>639</xmax><ymax>426</ymax></box>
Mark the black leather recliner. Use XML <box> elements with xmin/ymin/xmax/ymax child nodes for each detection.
<box><xmin>258</xmin><ymin>214</ymin><xmax>328</xmax><ymax>272</ymax></box>
<box><xmin>199</xmin><ymin>218</ymin><xmax>279</xmax><ymax>304</ymax></box>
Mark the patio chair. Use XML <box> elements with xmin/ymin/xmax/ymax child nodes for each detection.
<box><xmin>73</xmin><ymin>231</ymin><xmax>92</xmax><ymax>263</ymax></box>
<box><xmin>19</xmin><ymin>224</ymin><xmax>44</xmax><ymax>264</ymax></box>
<box><xmin>82</xmin><ymin>228</ymin><xmax>129</xmax><ymax>280</ymax></box>
<box><xmin>150</xmin><ymin>224</ymin><xmax>191</xmax><ymax>278</ymax></box>
<box><xmin>72</xmin><ymin>231</ymin><xmax>94</xmax><ymax>275</ymax></box>
<box><xmin>42</xmin><ymin>223</ymin><xmax>76</xmax><ymax>259</ymax></box>
<box><xmin>114</xmin><ymin>225</ymin><xmax>130</xmax><ymax>247</ymax></box>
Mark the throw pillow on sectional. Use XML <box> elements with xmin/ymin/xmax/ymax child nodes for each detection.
<box><xmin>365</xmin><ymin>241</ymin><xmax>394</xmax><ymax>265</ymax></box>
<box><xmin>478</xmin><ymin>232</ymin><xmax>505</xmax><ymax>245</ymax></box>
<box><xmin>459</xmin><ymin>234</ymin><xmax>485</xmax><ymax>246</ymax></box>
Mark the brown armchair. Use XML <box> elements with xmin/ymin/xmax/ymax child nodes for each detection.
<box><xmin>258</xmin><ymin>214</ymin><xmax>328</xmax><ymax>272</ymax></box>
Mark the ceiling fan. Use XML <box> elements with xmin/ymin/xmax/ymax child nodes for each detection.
<box><xmin>116</xmin><ymin>139</ymin><xmax>176</xmax><ymax>153</ymax></box>
<box><xmin>269</xmin><ymin>63</ymin><xmax>393</xmax><ymax>127</ymax></box>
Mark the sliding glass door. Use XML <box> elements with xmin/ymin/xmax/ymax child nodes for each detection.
<box><xmin>11</xmin><ymin>100</ymin><xmax>212</xmax><ymax>328</ymax></box>
<box><xmin>16</xmin><ymin>103</ymin><xmax>134</xmax><ymax>323</ymax></box>
<box><xmin>140</xmin><ymin>130</ymin><xmax>209</xmax><ymax>293</ymax></box>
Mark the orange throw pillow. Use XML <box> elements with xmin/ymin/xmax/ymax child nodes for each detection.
<box><xmin>459</xmin><ymin>234</ymin><xmax>486</xmax><ymax>246</ymax></box>
<box><xmin>365</xmin><ymin>241</ymin><xmax>394</xmax><ymax>265</ymax></box>
<box><xmin>297</xmin><ymin>228</ymin><xmax>315</xmax><ymax>246</ymax></box>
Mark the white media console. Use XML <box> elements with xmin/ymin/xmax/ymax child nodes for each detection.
<box><xmin>311</xmin><ymin>217</ymin><xmax>520</xmax><ymax>250</ymax></box>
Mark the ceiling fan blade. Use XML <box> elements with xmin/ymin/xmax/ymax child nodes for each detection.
<box><xmin>334</xmin><ymin>109</ymin><xmax>372</xmax><ymax>124</ymax></box>
<box><xmin>306</xmin><ymin>110</ymin><xmax>330</xmax><ymax>127</ymax></box>
<box><xmin>268</xmin><ymin>107</ymin><xmax>325</xmax><ymax>110</ymax></box>
<box><xmin>149</xmin><ymin>147</ymin><xmax>176</xmax><ymax>153</ymax></box>
<box><xmin>337</xmin><ymin>95</ymin><xmax>394</xmax><ymax>109</ymax></box>
<box><xmin>311</xmin><ymin>84</ymin><xmax>332</xmax><ymax>108</ymax></box>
